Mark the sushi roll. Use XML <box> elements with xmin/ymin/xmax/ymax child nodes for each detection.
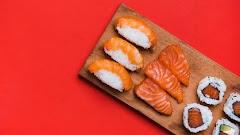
<box><xmin>114</xmin><ymin>16</ymin><xmax>157</xmax><ymax>50</ymax></box>
<box><xmin>197</xmin><ymin>76</ymin><xmax>226</xmax><ymax>105</ymax></box>
<box><xmin>103</xmin><ymin>37</ymin><xmax>143</xmax><ymax>71</ymax></box>
<box><xmin>88</xmin><ymin>59</ymin><xmax>133</xmax><ymax>92</ymax></box>
<box><xmin>224</xmin><ymin>93</ymin><xmax>240</xmax><ymax>122</ymax></box>
<box><xmin>183</xmin><ymin>103</ymin><xmax>213</xmax><ymax>133</ymax></box>
<box><xmin>134</xmin><ymin>78</ymin><xmax>172</xmax><ymax>116</ymax></box>
<box><xmin>212</xmin><ymin>118</ymin><xmax>239</xmax><ymax>135</ymax></box>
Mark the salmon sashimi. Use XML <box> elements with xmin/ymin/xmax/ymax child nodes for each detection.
<box><xmin>144</xmin><ymin>60</ymin><xmax>183</xmax><ymax>103</ymax></box>
<box><xmin>88</xmin><ymin>59</ymin><xmax>133</xmax><ymax>91</ymax></box>
<box><xmin>188</xmin><ymin>108</ymin><xmax>203</xmax><ymax>128</ymax></box>
<box><xmin>202</xmin><ymin>85</ymin><xmax>219</xmax><ymax>100</ymax></box>
<box><xmin>233</xmin><ymin>101</ymin><xmax>240</xmax><ymax>116</ymax></box>
<box><xmin>114</xmin><ymin>16</ymin><xmax>157</xmax><ymax>50</ymax></box>
<box><xmin>134</xmin><ymin>78</ymin><xmax>172</xmax><ymax>115</ymax></box>
<box><xmin>159</xmin><ymin>44</ymin><xmax>190</xmax><ymax>86</ymax></box>
<box><xmin>103</xmin><ymin>37</ymin><xmax>143</xmax><ymax>71</ymax></box>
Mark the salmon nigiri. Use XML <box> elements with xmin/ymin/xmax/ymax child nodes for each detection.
<box><xmin>104</xmin><ymin>37</ymin><xmax>143</xmax><ymax>71</ymax></box>
<box><xmin>134</xmin><ymin>78</ymin><xmax>172</xmax><ymax>115</ymax></box>
<box><xmin>114</xmin><ymin>17</ymin><xmax>157</xmax><ymax>50</ymax></box>
<box><xmin>159</xmin><ymin>44</ymin><xmax>190</xmax><ymax>86</ymax></box>
<box><xmin>144</xmin><ymin>60</ymin><xmax>183</xmax><ymax>103</ymax></box>
<box><xmin>88</xmin><ymin>59</ymin><xmax>133</xmax><ymax>92</ymax></box>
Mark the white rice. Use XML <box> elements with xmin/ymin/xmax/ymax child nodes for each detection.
<box><xmin>94</xmin><ymin>69</ymin><xmax>124</xmax><ymax>92</ymax></box>
<box><xmin>104</xmin><ymin>48</ymin><xmax>140</xmax><ymax>71</ymax></box>
<box><xmin>183</xmin><ymin>103</ymin><xmax>213</xmax><ymax>133</ymax></box>
<box><xmin>224</xmin><ymin>93</ymin><xmax>240</xmax><ymax>122</ymax></box>
<box><xmin>197</xmin><ymin>76</ymin><xmax>226</xmax><ymax>105</ymax></box>
<box><xmin>212</xmin><ymin>118</ymin><xmax>239</xmax><ymax>135</ymax></box>
<box><xmin>116</xmin><ymin>26</ymin><xmax>151</xmax><ymax>49</ymax></box>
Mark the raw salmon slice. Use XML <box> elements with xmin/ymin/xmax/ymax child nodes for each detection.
<box><xmin>159</xmin><ymin>44</ymin><xmax>190</xmax><ymax>86</ymax></box>
<box><xmin>233</xmin><ymin>101</ymin><xmax>240</xmax><ymax>116</ymax></box>
<box><xmin>202</xmin><ymin>85</ymin><xmax>219</xmax><ymax>100</ymax></box>
<box><xmin>188</xmin><ymin>108</ymin><xmax>203</xmax><ymax>128</ymax></box>
<box><xmin>88</xmin><ymin>59</ymin><xmax>133</xmax><ymax>91</ymax></box>
<box><xmin>134</xmin><ymin>78</ymin><xmax>172</xmax><ymax>115</ymax></box>
<box><xmin>144</xmin><ymin>60</ymin><xmax>183</xmax><ymax>103</ymax></box>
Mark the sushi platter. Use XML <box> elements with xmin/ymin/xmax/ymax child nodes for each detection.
<box><xmin>79</xmin><ymin>3</ymin><xmax>240</xmax><ymax>135</ymax></box>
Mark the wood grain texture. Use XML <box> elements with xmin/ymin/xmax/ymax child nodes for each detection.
<box><xmin>79</xmin><ymin>3</ymin><xmax>240</xmax><ymax>135</ymax></box>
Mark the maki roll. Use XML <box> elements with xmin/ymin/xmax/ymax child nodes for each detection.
<box><xmin>114</xmin><ymin>17</ymin><xmax>157</xmax><ymax>50</ymax></box>
<box><xmin>212</xmin><ymin>118</ymin><xmax>239</xmax><ymax>135</ymax></box>
<box><xmin>103</xmin><ymin>37</ymin><xmax>143</xmax><ymax>71</ymax></box>
<box><xmin>197</xmin><ymin>76</ymin><xmax>226</xmax><ymax>105</ymax></box>
<box><xmin>224</xmin><ymin>93</ymin><xmax>240</xmax><ymax>122</ymax></box>
<box><xmin>183</xmin><ymin>103</ymin><xmax>213</xmax><ymax>133</ymax></box>
<box><xmin>88</xmin><ymin>59</ymin><xmax>133</xmax><ymax>92</ymax></box>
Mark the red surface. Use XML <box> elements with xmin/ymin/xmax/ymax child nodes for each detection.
<box><xmin>0</xmin><ymin>0</ymin><xmax>240</xmax><ymax>135</ymax></box>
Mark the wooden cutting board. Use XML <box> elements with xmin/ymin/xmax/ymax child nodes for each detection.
<box><xmin>79</xmin><ymin>3</ymin><xmax>240</xmax><ymax>135</ymax></box>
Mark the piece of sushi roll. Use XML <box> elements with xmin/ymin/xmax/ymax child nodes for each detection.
<box><xmin>183</xmin><ymin>103</ymin><xmax>213</xmax><ymax>133</ymax></box>
<box><xmin>212</xmin><ymin>118</ymin><xmax>239</xmax><ymax>135</ymax></box>
<box><xmin>88</xmin><ymin>59</ymin><xmax>133</xmax><ymax>92</ymax></box>
<box><xmin>197</xmin><ymin>76</ymin><xmax>226</xmax><ymax>105</ymax></box>
<box><xmin>224</xmin><ymin>93</ymin><xmax>240</xmax><ymax>122</ymax></box>
<box><xmin>114</xmin><ymin>16</ymin><xmax>157</xmax><ymax>50</ymax></box>
<box><xmin>103</xmin><ymin>37</ymin><xmax>143</xmax><ymax>71</ymax></box>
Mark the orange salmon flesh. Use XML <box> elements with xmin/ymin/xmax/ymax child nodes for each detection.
<box><xmin>159</xmin><ymin>44</ymin><xmax>190</xmax><ymax>86</ymax></box>
<box><xmin>188</xmin><ymin>108</ymin><xmax>203</xmax><ymax>128</ymax></box>
<box><xmin>134</xmin><ymin>78</ymin><xmax>172</xmax><ymax>115</ymax></box>
<box><xmin>144</xmin><ymin>60</ymin><xmax>183</xmax><ymax>103</ymax></box>
<box><xmin>233</xmin><ymin>101</ymin><xmax>240</xmax><ymax>116</ymax></box>
<box><xmin>202</xmin><ymin>85</ymin><xmax>219</xmax><ymax>100</ymax></box>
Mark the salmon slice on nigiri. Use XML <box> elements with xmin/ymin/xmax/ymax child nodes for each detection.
<box><xmin>159</xmin><ymin>44</ymin><xmax>190</xmax><ymax>86</ymax></box>
<box><xmin>114</xmin><ymin>16</ymin><xmax>157</xmax><ymax>50</ymax></box>
<box><xmin>104</xmin><ymin>37</ymin><xmax>143</xmax><ymax>71</ymax></box>
<box><xmin>144</xmin><ymin>60</ymin><xmax>183</xmax><ymax>103</ymax></box>
<box><xmin>88</xmin><ymin>59</ymin><xmax>133</xmax><ymax>92</ymax></box>
<box><xmin>134</xmin><ymin>78</ymin><xmax>172</xmax><ymax>115</ymax></box>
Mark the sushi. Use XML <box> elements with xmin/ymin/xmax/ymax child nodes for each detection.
<box><xmin>114</xmin><ymin>16</ymin><xmax>157</xmax><ymax>50</ymax></box>
<box><xmin>212</xmin><ymin>118</ymin><xmax>239</xmax><ymax>135</ymax></box>
<box><xmin>134</xmin><ymin>78</ymin><xmax>172</xmax><ymax>115</ymax></box>
<box><xmin>197</xmin><ymin>76</ymin><xmax>226</xmax><ymax>105</ymax></box>
<box><xmin>88</xmin><ymin>59</ymin><xmax>133</xmax><ymax>92</ymax></box>
<box><xmin>223</xmin><ymin>93</ymin><xmax>240</xmax><ymax>122</ymax></box>
<box><xmin>183</xmin><ymin>103</ymin><xmax>213</xmax><ymax>133</ymax></box>
<box><xmin>144</xmin><ymin>59</ymin><xmax>183</xmax><ymax>103</ymax></box>
<box><xmin>159</xmin><ymin>44</ymin><xmax>190</xmax><ymax>86</ymax></box>
<box><xmin>103</xmin><ymin>37</ymin><xmax>143</xmax><ymax>71</ymax></box>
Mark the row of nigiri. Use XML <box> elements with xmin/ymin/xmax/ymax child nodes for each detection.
<box><xmin>183</xmin><ymin>93</ymin><xmax>240</xmax><ymax>134</ymax></box>
<box><xmin>89</xmin><ymin>16</ymin><xmax>158</xmax><ymax>92</ymax></box>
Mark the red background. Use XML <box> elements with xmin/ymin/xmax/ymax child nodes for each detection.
<box><xmin>0</xmin><ymin>0</ymin><xmax>240</xmax><ymax>135</ymax></box>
